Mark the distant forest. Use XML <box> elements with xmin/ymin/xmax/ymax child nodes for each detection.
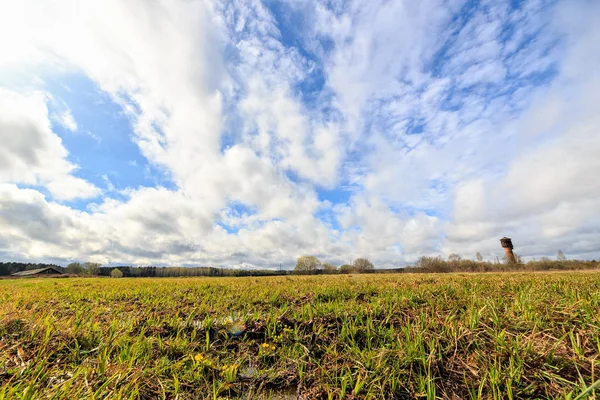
<box><xmin>0</xmin><ymin>262</ymin><xmax>287</xmax><ymax>277</ymax></box>
<box><xmin>98</xmin><ymin>266</ymin><xmax>288</xmax><ymax>278</ymax></box>
<box><xmin>1</xmin><ymin>257</ymin><xmax>598</xmax><ymax>277</ymax></box>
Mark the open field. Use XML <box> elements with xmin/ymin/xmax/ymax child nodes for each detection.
<box><xmin>1</xmin><ymin>272</ymin><xmax>600</xmax><ymax>399</ymax></box>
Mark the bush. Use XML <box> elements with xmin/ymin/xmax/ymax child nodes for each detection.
<box><xmin>322</xmin><ymin>263</ymin><xmax>338</xmax><ymax>274</ymax></box>
<box><xmin>111</xmin><ymin>268</ymin><xmax>124</xmax><ymax>278</ymax></box>
<box><xmin>339</xmin><ymin>264</ymin><xmax>354</xmax><ymax>274</ymax></box>
<box><xmin>410</xmin><ymin>257</ymin><xmax>599</xmax><ymax>273</ymax></box>
<box><xmin>414</xmin><ymin>256</ymin><xmax>451</xmax><ymax>273</ymax></box>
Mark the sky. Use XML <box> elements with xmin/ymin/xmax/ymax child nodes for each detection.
<box><xmin>0</xmin><ymin>0</ymin><xmax>599</xmax><ymax>268</ymax></box>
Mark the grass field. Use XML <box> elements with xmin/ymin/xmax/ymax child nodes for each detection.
<box><xmin>1</xmin><ymin>272</ymin><xmax>600</xmax><ymax>399</ymax></box>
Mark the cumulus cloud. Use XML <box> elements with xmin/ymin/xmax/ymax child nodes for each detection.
<box><xmin>0</xmin><ymin>89</ymin><xmax>100</xmax><ymax>200</ymax></box>
<box><xmin>443</xmin><ymin>0</ymin><xmax>600</xmax><ymax>260</ymax></box>
<box><xmin>0</xmin><ymin>0</ymin><xmax>598</xmax><ymax>266</ymax></box>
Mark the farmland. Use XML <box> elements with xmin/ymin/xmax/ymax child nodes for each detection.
<box><xmin>1</xmin><ymin>272</ymin><xmax>600</xmax><ymax>399</ymax></box>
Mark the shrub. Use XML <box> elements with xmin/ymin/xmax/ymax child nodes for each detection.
<box><xmin>414</xmin><ymin>256</ymin><xmax>450</xmax><ymax>273</ymax></box>
<box><xmin>411</xmin><ymin>257</ymin><xmax>599</xmax><ymax>273</ymax></box>
<box><xmin>111</xmin><ymin>268</ymin><xmax>124</xmax><ymax>278</ymax></box>
<box><xmin>339</xmin><ymin>264</ymin><xmax>354</xmax><ymax>274</ymax></box>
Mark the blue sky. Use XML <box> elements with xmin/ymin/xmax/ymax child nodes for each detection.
<box><xmin>0</xmin><ymin>0</ymin><xmax>599</xmax><ymax>267</ymax></box>
<box><xmin>47</xmin><ymin>75</ymin><xmax>176</xmax><ymax>199</ymax></box>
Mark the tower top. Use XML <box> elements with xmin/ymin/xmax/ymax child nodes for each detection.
<box><xmin>500</xmin><ymin>237</ymin><xmax>514</xmax><ymax>249</ymax></box>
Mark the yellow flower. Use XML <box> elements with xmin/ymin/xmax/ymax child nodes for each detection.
<box><xmin>260</xmin><ymin>343</ymin><xmax>276</xmax><ymax>353</ymax></box>
<box><xmin>193</xmin><ymin>353</ymin><xmax>204</xmax><ymax>362</ymax></box>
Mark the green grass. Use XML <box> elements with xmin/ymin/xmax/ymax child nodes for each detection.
<box><xmin>1</xmin><ymin>272</ymin><xmax>600</xmax><ymax>399</ymax></box>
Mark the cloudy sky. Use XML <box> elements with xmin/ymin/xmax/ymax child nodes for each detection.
<box><xmin>0</xmin><ymin>0</ymin><xmax>598</xmax><ymax>268</ymax></box>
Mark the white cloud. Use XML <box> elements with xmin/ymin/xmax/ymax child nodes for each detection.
<box><xmin>443</xmin><ymin>0</ymin><xmax>600</xmax><ymax>260</ymax></box>
<box><xmin>55</xmin><ymin>109</ymin><xmax>77</xmax><ymax>132</ymax></box>
<box><xmin>0</xmin><ymin>184</ymin><xmax>100</xmax><ymax>260</ymax></box>
<box><xmin>227</xmin><ymin>0</ymin><xmax>345</xmax><ymax>186</ymax></box>
<box><xmin>0</xmin><ymin>89</ymin><xmax>100</xmax><ymax>200</ymax></box>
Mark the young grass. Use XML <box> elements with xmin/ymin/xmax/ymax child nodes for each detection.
<box><xmin>1</xmin><ymin>272</ymin><xmax>600</xmax><ymax>398</ymax></box>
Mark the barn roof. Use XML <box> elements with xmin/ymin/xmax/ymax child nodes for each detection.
<box><xmin>11</xmin><ymin>267</ymin><xmax>63</xmax><ymax>276</ymax></box>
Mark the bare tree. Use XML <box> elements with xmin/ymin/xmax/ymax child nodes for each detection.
<box><xmin>476</xmin><ymin>252</ymin><xmax>483</xmax><ymax>262</ymax></box>
<box><xmin>293</xmin><ymin>256</ymin><xmax>322</xmax><ymax>275</ymax></box>
<box><xmin>353</xmin><ymin>258</ymin><xmax>374</xmax><ymax>273</ymax></box>
<box><xmin>448</xmin><ymin>253</ymin><xmax>462</xmax><ymax>262</ymax></box>
<box><xmin>557</xmin><ymin>250</ymin><xmax>567</xmax><ymax>261</ymax></box>
<box><xmin>66</xmin><ymin>262</ymin><xmax>83</xmax><ymax>275</ymax></box>
<box><xmin>322</xmin><ymin>263</ymin><xmax>338</xmax><ymax>274</ymax></box>
<box><xmin>83</xmin><ymin>262</ymin><xmax>101</xmax><ymax>276</ymax></box>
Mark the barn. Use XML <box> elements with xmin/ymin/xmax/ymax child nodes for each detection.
<box><xmin>11</xmin><ymin>267</ymin><xmax>64</xmax><ymax>277</ymax></box>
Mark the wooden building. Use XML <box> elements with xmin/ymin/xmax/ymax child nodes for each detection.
<box><xmin>11</xmin><ymin>267</ymin><xmax>64</xmax><ymax>277</ymax></box>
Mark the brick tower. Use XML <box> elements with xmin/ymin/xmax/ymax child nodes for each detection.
<box><xmin>500</xmin><ymin>237</ymin><xmax>516</xmax><ymax>264</ymax></box>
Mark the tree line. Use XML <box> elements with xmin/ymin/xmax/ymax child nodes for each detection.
<box><xmin>98</xmin><ymin>266</ymin><xmax>288</xmax><ymax>278</ymax></box>
<box><xmin>292</xmin><ymin>256</ymin><xmax>375</xmax><ymax>274</ymax></box>
<box><xmin>410</xmin><ymin>253</ymin><xmax>599</xmax><ymax>273</ymax></box>
<box><xmin>0</xmin><ymin>262</ymin><xmax>289</xmax><ymax>277</ymax></box>
<box><xmin>1</xmin><ymin>250</ymin><xmax>597</xmax><ymax>277</ymax></box>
